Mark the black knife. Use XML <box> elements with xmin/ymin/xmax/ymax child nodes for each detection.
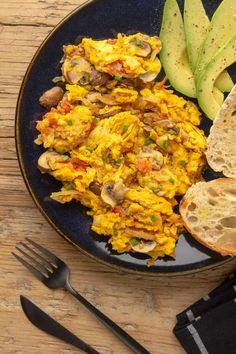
<box><xmin>20</xmin><ymin>296</ymin><xmax>100</xmax><ymax>354</ymax></box>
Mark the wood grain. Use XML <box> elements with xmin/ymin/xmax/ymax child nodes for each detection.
<box><xmin>0</xmin><ymin>1</ymin><xmax>235</xmax><ymax>353</ymax></box>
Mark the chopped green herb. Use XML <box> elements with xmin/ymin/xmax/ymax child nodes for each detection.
<box><xmin>150</xmin><ymin>215</ymin><xmax>157</xmax><ymax>222</ymax></box>
<box><xmin>180</xmin><ymin>160</ymin><xmax>187</xmax><ymax>168</ymax></box>
<box><xmin>152</xmin><ymin>187</ymin><xmax>161</xmax><ymax>194</ymax></box>
<box><xmin>134</xmin><ymin>38</ymin><xmax>142</xmax><ymax>46</ymax></box>
<box><xmin>114</xmin><ymin>158</ymin><xmax>122</xmax><ymax>165</ymax></box>
<box><xmin>172</xmin><ymin>126</ymin><xmax>180</xmax><ymax>134</ymax></box>
<box><xmin>64</xmin><ymin>183</ymin><xmax>73</xmax><ymax>190</ymax></box>
<box><xmin>83</xmin><ymin>73</ymin><xmax>90</xmax><ymax>82</ymax></box>
<box><xmin>101</xmin><ymin>155</ymin><xmax>108</xmax><ymax>162</ymax></box>
<box><xmin>115</xmin><ymin>75</ymin><xmax>122</xmax><ymax>81</ymax></box>
<box><xmin>130</xmin><ymin>238</ymin><xmax>139</xmax><ymax>246</ymax></box>
<box><xmin>162</xmin><ymin>140</ymin><xmax>168</xmax><ymax>149</ymax></box>
<box><xmin>169</xmin><ymin>177</ymin><xmax>175</xmax><ymax>184</ymax></box>
<box><xmin>86</xmin><ymin>146</ymin><xmax>95</xmax><ymax>152</ymax></box>
<box><xmin>62</xmin><ymin>155</ymin><xmax>69</xmax><ymax>161</ymax></box>
<box><xmin>113</xmin><ymin>230</ymin><xmax>118</xmax><ymax>236</ymax></box>
<box><xmin>67</xmin><ymin>120</ymin><xmax>73</xmax><ymax>126</ymax></box>
<box><xmin>145</xmin><ymin>137</ymin><xmax>153</xmax><ymax>145</ymax></box>
<box><xmin>60</xmin><ymin>148</ymin><xmax>67</xmax><ymax>154</ymax></box>
<box><xmin>92</xmin><ymin>116</ymin><xmax>97</xmax><ymax>124</ymax></box>
<box><xmin>122</xmin><ymin>124</ymin><xmax>129</xmax><ymax>132</ymax></box>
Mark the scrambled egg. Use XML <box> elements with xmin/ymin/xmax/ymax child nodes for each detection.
<box><xmin>36</xmin><ymin>33</ymin><xmax>207</xmax><ymax>266</ymax></box>
<box><xmin>81</xmin><ymin>33</ymin><xmax>162</xmax><ymax>78</ymax></box>
<box><xmin>62</xmin><ymin>33</ymin><xmax>162</xmax><ymax>84</ymax></box>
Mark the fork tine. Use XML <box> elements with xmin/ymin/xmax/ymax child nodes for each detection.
<box><xmin>19</xmin><ymin>242</ymin><xmax>53</xmax><ymax>269</ymax></box>
<box><xmin>16</xmin><ymin>244</ymin><xmax>51</xmax><ymax>276</ymax></box>
<box><xmin>25</xmin><ymin>237</ymin><xmax>58</xmax><ymax>264</ymax></box>
<box><xmin>12</xmin><ymin>252</ymin><xmax>46</xmax><ymax>282</ymax></box>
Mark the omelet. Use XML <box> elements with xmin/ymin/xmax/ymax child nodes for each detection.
<box><xmin>36</xmin><ymin>33</ymin><xmax>207</xmax><ymax>266</ymax></box>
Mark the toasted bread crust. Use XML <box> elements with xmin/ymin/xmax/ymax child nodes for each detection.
<box><xmin>180</xmin><ymin>178</ymin><xmax>236</xmax><ymax>256</ymax></box>
<box><xmin>206</xmin><ymin>85</ymin><xmax>236</xmax><ymax>178</ymax></box>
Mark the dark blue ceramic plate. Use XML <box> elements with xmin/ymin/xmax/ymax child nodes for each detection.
<box><xmin>16</xmin><ymin>0</ymin><xmax>235</xmax><ymax>275</ymax></box>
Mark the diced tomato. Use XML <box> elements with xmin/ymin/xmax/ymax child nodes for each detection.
<box><xmin>75</xmin><ymin>165</ymin><xmax>86</xmax><ymax>172</ymax></box>
<box><xmin>71</xmin><ymin>162</ymin><xmax>88</xmax><ymax>172</ymax></box>
<box><xmin>68</xmin><ymin>46</ymin><xmax>85</xmax><ymax>57</ymax></box>
<box><xmin>106</xmin><ymin>60</ymin><xmax>125</xmax><ymax>76</ymax></box>
<box><xmin>60</xmin><ymin>102</ymin><xmax>71</xmax><ymax>114</ymax></box>
<box><xmin>90</xmin><ymin>123</ymin><xmax>96</xmax><ymax>131</ymax></box>
<box><xmin>107</xmin><ymin>38</ymin><xmax>117</xmax><ymax>45</ymax></box>
<box><xmin>72</xmin><ymin>47</ymin><xmax>85</xmax><ymax>57</ymax></box>
<box><xmin>49</xmin><ymin>118</ymin><xmax>58</xmax><ymax>128</ymax></box>
<box><xmin>113</xmin><ymin>205</ymin><xmax>126</xmax><ymax>216</ymax></box>
<box><xmin>137</xmin><ymin>158</ymin><xmax>151</xmax><ymax>174</ymax></box>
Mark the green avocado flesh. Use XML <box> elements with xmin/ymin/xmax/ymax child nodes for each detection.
<box><xmin>197</xmin><ymin>35</ymin><xmax>236</xmax><ymax>120</ymax></box>
<box><xmin>159</xmin><ymin>0</ymin><xmax>196</xmax><ymax>98</ymax></box>
<box><xmin>184</xmin><ymin>0</ymin><xmax>209</xmax><ymax>71</ymax></box>
<box><xmin>195</xmin><ymin>0</ymin><xmax>236</xmax><ymax>92</ymax></box>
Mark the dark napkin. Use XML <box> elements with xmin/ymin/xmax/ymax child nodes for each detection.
<box><xmin>173</xmin><ymin>272</ymin><xmax>236</xmax><ymax>354</ymax></box>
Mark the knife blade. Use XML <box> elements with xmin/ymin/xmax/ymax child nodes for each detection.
<box><xmin>20</xmin><ymin>296</ymin><xmax>100</xmax><ymax>354</ymax></box>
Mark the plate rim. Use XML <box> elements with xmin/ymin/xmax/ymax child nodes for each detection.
<box><xmin>15</xmin><ymin>0</ymin><xmax>232</xmax><ymax>276</ymax></box>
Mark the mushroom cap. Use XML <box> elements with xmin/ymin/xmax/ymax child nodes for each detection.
<box><xmin>131</xmin><ymin>240</ymin><xmax>157</xmax><ymax>253</ymax></box>
<box><xmin>101</xmin><ymin>181</ymin><xmax>129</xmax><ymax>207</ymax></box>
<box><xmin>130</xmin><ymin>38</ymin><xmax>152</xmax><ymax>57</ymax></box>
<box><xmin>139</xmin><ymin>71</ymin><xmax>158</xmax><ymax>83</ymax></box>
<box><xmin>38</xmin><ymin>151</ymin><xmax>61</xmax><ymax>173</ymax></box>
<box><xmin>39</xmin><ymin>86</ymin><xmax>64</xmax><ymax>109</ymax></box>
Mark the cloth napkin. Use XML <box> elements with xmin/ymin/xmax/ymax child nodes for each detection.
<box><xmin>173</xmin><ymin>271</ymin><xmax>236</xmax><ymax>354</ymax></box>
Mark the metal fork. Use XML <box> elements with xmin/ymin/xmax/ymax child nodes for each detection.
<box><xmin>13</xmin><ymin>238</ymin><xmax>150</xmax><ymax>354</ymax></box>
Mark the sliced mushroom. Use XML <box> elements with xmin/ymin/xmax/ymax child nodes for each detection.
<box><xmin>62</xmin><ymin>57</ymin><xmax>92</xmax><ymax>84</ymax></box>
<box><xmin>139</xmin><ymin>71</ymin><xmax>158</xmax><ymax>83</ymax></box>
<box><xmin>39</xmin><ymin>87</ymin><xmax>64</xmax><ymax>109</ymax></box>
<box><xmin>38</xmin><ymin>151</ymin><xmax>61</xmax><ymax>173</ymax></box>
<box><xmin>154</xmin><ymin>120</ymin><xmax>180</xmax><ymax>135</ymax></box>
<box><xmin>155</xmin><ymin>119</ymin><xmax>176</xmax><ymax>129</ymax></box>
<box><xmin>140</xmin><ymin>148</ymin><xmax>164</xmax><ymax>171</ymax></box>
<box><xmin>101</xmin><ymin>181</ymin><xmax>129</xmax><ymax>207</ymax></box>
<box><xmin>97</xmin><ymin>94</ymin><xmax>118</xmax><ymax>106</ymax></box>
<box><xmin>98</xmin><ymin>109</ymin><xmax>122</xmax><ymax>119</ymax></box>
<box><xmin>130</xmin><ymin>38</ymin><xmax>152</xmax><ymax>57</ymax></box>
<box><xmin>131</xmin><ymin>240</ymin><xmax>157</xmax><ymax>253</ymax></box>
<box><xmin>126</xmin><ymin>228</ymin><xmax>156</xmax><ymax>241</ymax></box>
<box><xmin>79</xmin><ymin>74</ymin><xmax>91</xmax><ymax>86</ymax></box>
<box><xmin>89</xmin><ymin>181</ymin><xmax>101</xmax><ymax>195</ymax></box>
<box><xmin>86</xmin><ymin>92</ymin><xmax>101</xmax><ymax>103</ymax></box>
<box><xmin>143</xmin><ymin>112</ymin><xmax>166</xmax><ymax>124</ymax></box>
<box><xmin>90</xmin><ymin>67</ymin><xmax>111</xmax><ymax>86</ymax></box>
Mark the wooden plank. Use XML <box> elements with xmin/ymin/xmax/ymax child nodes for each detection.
<box><xmin>0</xmin><ymin>0</ymin><xmax>81</xmax><ymax>27</ymax></box>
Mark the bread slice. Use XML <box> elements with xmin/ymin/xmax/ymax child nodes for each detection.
<box><xmin>180</xmin><ymin>178</ymin><xmax>236</xmax><ymax>256</ymax></box>
<box><xmin>206</xmin><ymin>85</ymin><xmax>236</xmax><ymax>178</ymax></box>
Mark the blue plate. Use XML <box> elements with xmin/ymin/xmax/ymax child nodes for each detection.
<box><xmin>15</xmin><ymin>0</ymin><xmax>235</xmax><ymax>274</ymax></box>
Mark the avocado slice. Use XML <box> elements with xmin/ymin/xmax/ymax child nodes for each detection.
<box><xmin>159</xmin><ymin>0</ymin><xmax>196</xmax><ymax>98</ymax></box>
<box><xmin>195</xmin><ymin>0</ymin><xmax>236</xmax><ymax>92</ymax></box>
<box><xmin>197</xmin><ymin>35</ymin><xmax>236</xmax><ymax>120</ymax></box>
<box><xmin>184</xmin><ymin>0</ymin><xmax>233</xmax><ymax>93</ymax></box>
<box><xmin>184</xmin><ymin>0</ymin><xmax>209</xmax><ymax>71</ymax></box>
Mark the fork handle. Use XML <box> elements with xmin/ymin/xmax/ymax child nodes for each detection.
<box><xmin>65</xmin><ymin>282</ymin><xmax>150</xmax><ymax>354</ymax></box>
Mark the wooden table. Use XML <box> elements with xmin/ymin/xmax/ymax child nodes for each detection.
<box><xmin>0</xmin><ymin>1</ymin><xmax>235</xmax><ymax>353</ymax></box>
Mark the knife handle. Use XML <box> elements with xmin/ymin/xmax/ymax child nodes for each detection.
<box><xmin>65</xmin><ymin>282</ymin><xmax>150</xmax><ymax>354</ymax></box>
